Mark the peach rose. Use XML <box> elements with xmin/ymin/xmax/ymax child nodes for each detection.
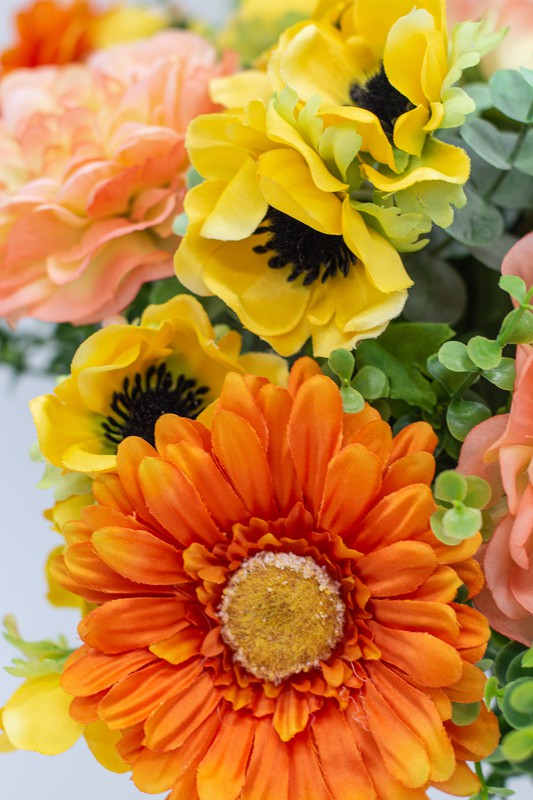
<box><xmin>447</xmin><ymin>0</ymin><xmax>533</xmax><ymax>73</ymax></box>
<box><xmin>0</xmin><ymin>31</ymin><xmax>235</xmax><ymax>324</ymax></box>
<box><xmin>458</xmin><ymin>233</ymin><xmax>533</xmax><ymax>646</ymax></box>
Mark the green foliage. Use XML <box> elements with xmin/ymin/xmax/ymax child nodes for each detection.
<box><xmin>327</xmin><ymin>349</ymin><xmax>365</xmax><ymax>413</ymax></box>
<box><xmin>431</xmin><ymin>471</ymin><xmax>490</xmax><ymax>545</ymax></box>
<box><xmin>3</xmin><ymin>615</ymin><xmax>73</xmax><ymax>679</ymax></box>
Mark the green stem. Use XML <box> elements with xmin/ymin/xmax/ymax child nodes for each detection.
<box><xmin>475</xmin><ymin>761</ymin><xmax>490</xmax><ymax>800</ymax></box>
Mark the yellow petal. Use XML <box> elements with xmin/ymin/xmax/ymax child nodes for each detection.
<box><xmin>362</xmin><ymin>138</ymin><xmax>471</xmax><ymax>192</ymax></box>
<box><xmin>210</xmin><ymin>71</ymin><xmax>273</xmax><ymax>109</ymax></box>
<box><xmin>257</xmin><ymin>149</ymin><xmax>342</xmax><ymax>234</ymax></box>
<box><xmin>342</xmin><ymin>201</ymin><xmax>412</xmax><ymax>292</ymax></box>
<box><xmin>84</xmin><ymin>721</ymin><xmax>129</xmax><ymax>774</ymax></box>
<box><xmin>393</xmin><ymin>105</ymin><xmax>430</xmax><ymax>156</ymax></box>
<box><xmin>354</xmin><ymin>0</ymin><xmax>445</xmax><ymax>58</ymax></box>
<box><xmin>2</xmin><ymin>675</ymin><xmax>83</xmax><ymax>755</ymax></box>
<box><xmin>201</xmin><ymin>155</ymin><xmax>268</xmax><ymax>241</ymax></box>
<box><xmin>384</xmin><ymin>9</ymin><xmax>436</xmax><ymax>106</ymax></box>
<box><xmin>322</xmin><ymin>106</ymin><xmax>396</xmax><ymax>170</ymax></box>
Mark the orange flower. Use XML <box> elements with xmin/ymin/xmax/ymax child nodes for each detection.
<box><xmin>58</xmin><ymin>360</ymin><xmax>498</xmax><ymax>799</ymax></box>
<box><xmin>1</xmin><ymin>0</ymin><xmax>101</xmax><ymax>73</ymax></box>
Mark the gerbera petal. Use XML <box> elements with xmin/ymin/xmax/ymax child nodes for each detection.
<box><xmin>144</xmin><ymin>673</ymin><xmax>221</xmax><ymax>751</ymax></box>
<box><xmin>62</xmin><ymin>646</ymin><xmax>157</xmax><ymax>697</ymax></box>
<box><xmin>345</xmin><ymin>419</ymin><xmax>393</xmax><ymax>468</ymax></box>
<box><xmin>273</xmin><ymin>687</ymin><xmax>311</xmax><ymax>742</ymax></box>
<box><xmin>256</xmin><ymin>384</ymin><xmax>303</xmax><ymax>513</ymax></box>
<box><xmin>288</xmin><ymin>375</ymin><xmax>343</xmax><ymax>515</ymax></box>
<box><xmin>150</xmin><ymin>626</ymin><xmax>205</xmax><ymax>665</ymax></box>
<box><xmin>357</xmin><ymin>541</ymin><xmax>437</xmax><ymax>596</ymax></box>
<box><xmin>154</xmin><ymin>414</ymin><xmax>211</xmax><ymax>456</ymax></box>
<box><xmin>372</xmin><ymin>598</ymin><xmax>460</xmax><ymax>643</ymax></box>
<box><xmin>286</xmin><ymin>731</ymin><xmax>334</xmax><ymax>800</ymax></box>
<box><xmin>79</xmin><ymin>597</ymin><xmax>188</xmax><ymax>653</ymax></box>
<box><xmin>431</xmin><ymin>762</ymin><xmax>480</xmax><ymax>797</ymax></box>
<box><xmin>318</xmin><ymin>443</ymin><xmax>382</xmax><ymax>536</ymax></box>
<box><xmin>98</xmin><ymin>661</ymin><xmax>199</xmax><ymax>729</ymax></box>
<box><xmin>197</xmin><ymin>713</ymin><xmax>256</xmax><ymax>800</ymax></box>
<box><xmin>216</xmin><ymin>373</ymin><xmax>269</xmax><ymax>449</ymax></box>
<box><xmin>350</xmin><ymin>484</ymin><xmax>435</xmax><ymax>550</ymax></box>
<box><xmin>212</xmin><ymin>410</ymin><xmax>276</xmax><ymax>517</ymax></box>
<box><xmin>138</xmin><ymin>457</ymin><xmax>223</xmax><ymax>546</ymax></box>
<box><xmin>92</xmin><ymin>526</ymin><xmax>185</xmax><ymax>584</ymax></box>
<box><xmin>312</xmin><ymin>709</ymin><xmax>376</xmax><ymax>800</ymax></box>
<box><xmin>241</xmin><ymin>717</ymin><xmax>290</xmax><ymax>800</ymax></box>
<box><xmin>389</xmin><ymin>421</ymin><xmax>438</xmax><ymax>462</ymax></box>
<box><xmin>165</xmin><ymin>441</ymin><xmax>248</xmax><ymax>528</ymax></box>
<box><xmin>64</xmin><ymin>542</ymin><xmax>147</xmax><ymax>594</ymax></box>
<box><xmin>116</xmin><ymin>436</ymin><xmax>160</xmax><ymax>526</ymax></box>
<box><xmin>381</xmin><ymin>452</ymin><xmax>435</xmax><ymax>495</ymax></box>
<box><xmin>287</xmin><ymin>356</ymin><xmax>323</xmax><ymax>395</ymax></box>
<box><xmin>369</xmin><ymin>623</ymin><xmax>463</xmax><ymax>686</ymax></box>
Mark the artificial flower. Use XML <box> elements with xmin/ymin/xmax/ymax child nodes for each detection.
<box><xmin>0</xmin><ymin>31</ymin><xmax>235</xmax><ymax>325</ymax></box>
<box><xmin>0</xmin><ymin>0</ymin><xmax>166</xmax><ymax>74</ymax></box>
<box><xmin>175</xmin><ymin>100</ymin><xmax>415</xmax><ymax>356</ymax></box>
<box><xmin>30</xmin><ymin>294</ymin><xmax>287</xmax><ymax>475</ymax></box>
<box><xmin>447</xmin><ymin>0</ymin><xmax>533</xmax><ymax>73</ymax></box>
<box><xmin>58</xmin><ymin>361</ymin><xmax>498</xmax><ymax>799</ymax></box>
<box><xmin>458</xmin><ymin>233</ymin><xmax>533</xmax><ymax>647</ymax></box>
<box><xmin>265</xmin><ymin>0</ymin><xmax>501</xmax><ymax>161</ymax></box>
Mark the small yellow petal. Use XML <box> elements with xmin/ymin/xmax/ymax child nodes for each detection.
<box><xmin>84</xmin><ymin>721</ymin><xmax>129</xmax><ymax>774</ymax></box>
<box><xmin>2</xmin><ymin>675</ymin><xmax>83</xmax><ymax>755</ymax></box>
<box><xmin>210</xmin><ymin>71</ymin><xmax>273</xmax><ymax>109</ymax></box>
<box><xmin>201</xmin><ymin>156</ymin><xmax>268</xmax><ymax>241</ymax></box>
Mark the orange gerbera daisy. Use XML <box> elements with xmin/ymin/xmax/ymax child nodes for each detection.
<box><xmin>58</xmin><ymin>359</ymin><xmax>499</xmax><ymax>799</ymax></box>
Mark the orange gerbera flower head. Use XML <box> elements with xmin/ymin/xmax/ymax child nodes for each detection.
<box><xmin>59</xmin><ymin>360</ymin><xmax>499</xmax><ymax>799</ymax></box>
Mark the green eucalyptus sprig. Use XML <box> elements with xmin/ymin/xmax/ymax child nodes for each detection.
<box><xmin>2</xmin><ymin>615</ymin><xmax>73</xmax><ymax>679</ymax></box>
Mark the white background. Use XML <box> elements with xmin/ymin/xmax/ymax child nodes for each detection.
<box><xmin>0</xmin><ymin>0</ymin><xmax>531</xmax><ymax>798</ymax></box>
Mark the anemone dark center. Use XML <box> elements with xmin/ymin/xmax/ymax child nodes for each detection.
<box><xmin>102</xmin><ymin>362</ymin><xmax>209</xmax><ymax>447</ymax></box>
<box><xmin>252</xmin><ymin>207</ymin><xmax>356</xmax><ymax>286</ymax></box>
<box><xmin>349</xmin><ymin>64</ymin><xmax>412</xmax><ymax>133</ymax></box>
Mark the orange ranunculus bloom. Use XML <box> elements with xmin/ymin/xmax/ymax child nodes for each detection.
<box><xmin>1</xmin><ymin>0</ymin><xmax>100</xmax><ymax>73</ymax></box>
<box><xmin>58</xmin><ymin>360</ymin><xmax>498</xmax><ymax>799</ymax></box>
<box><xmin>0</xmin><ymin>31</ymin><xmax>235</xmax><ymax>325</ymax></box>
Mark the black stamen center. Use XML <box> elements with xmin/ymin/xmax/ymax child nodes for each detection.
<box><xmin>102</xmin><ymin>362</ymin><xmax>209</xmax><ymax>447</ymax></box>
<box><xmin>252</xmin><ymin>208</ymin><xmax>356</xmax><ymax>286</ymax></box>
<box><xmin>349</xmin><ymin>64</ymin><xmax>412</xmax><ymax>133</ymax></box>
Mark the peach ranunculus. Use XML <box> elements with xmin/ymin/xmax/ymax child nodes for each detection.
<box><xmin>446</xmin><ymin>0</ymin><xmax>533</xmax><ymax>73</ymax></box>
<box><xmin>0</xmin><ymin>31</ymin><xmax>235</xmax><ymax>325</ymax></box>
<box><xmin>458</xmin><ymin>233</ymin><xmax>533</xmax><ymax>646</ymax></box>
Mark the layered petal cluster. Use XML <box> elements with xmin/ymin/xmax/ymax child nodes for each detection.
<box><xmin>59</xmin><ymin>361</ymin><xmax>498</xmax><ymax>799</ymax></box>
<box><xmin>458</xmin><ymin>233</ymin><xmax>533</xmax><ymax>647</ymax></box>
<box><xmin>30</xmin><ymin>294</ymin><xmax>287</xmax><ymax>475</ymax></box>
<box><xmin>0</xmin><ymin>31</ymin><xmax>235</xmax><ymax>324</ymax></box>
<box><xmin>268</xmin><ymin>0</ymin><xmax>500</xmax><ymax>160</ymax></box>
<box><xmin>175</xmin><ymin>98</ymin><xmax>416</xmax><ymax>357</ymax></box>
<box><xmin>0</xmin><ymin>0</ymin><xmax>166</xmax><ymax>74</ymax></box>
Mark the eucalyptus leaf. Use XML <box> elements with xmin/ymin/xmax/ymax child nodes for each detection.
<box><xmin>492</xmin><ymin>169</ymin><xmax>533</xmax><ymax>210</ymax></box>
<box><xmin>489</xmin><ymin>70</ymin><xmax>533</xmax><ymax>123</ymax></box>
<box><xmin>172</xmin><ymin>212</ymin><xmax>189</xmax><ymax>236</ymax></box>
<box><xmin>403</xmin><ymin>255</ymin><xmax>467</xmax><ymax>325</ymax></box>
<box><xmin>469</xmin><ymin>233</ymin><xmax>518</xmax><ymax>271</ymax></box>
<box><xmin>460</xmin><ymin>118</ymin><xmax>512</xmax><ymax>170</ymax></box>
<box><xmin>447</xmin><ymin>186</ymin><xmax>504</xmax><ymax>247</ymax></box>
<box><xmin>464</xmin><ymin>81</ymin><xmax>493</xmax><ymax>112</ymax></box>
<box><xmin>515</xmin><ymin>129</ymin><xmax>533</xmax><ymax>177</ymax></box>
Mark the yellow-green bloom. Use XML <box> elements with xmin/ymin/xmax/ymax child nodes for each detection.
<box><xmin>30</xmin><ymin>294</ymin><xmax>287</xmax><ymax>475</ymax></box>
<box><xmin>175</xmin><ymin>100</ymin><xmax>417</xmax><ymax>357</ymax></box>
<box><xmin>267</xmin><ymin>0</ymin><xmax>502</xmax><ymax>161</ymax></box>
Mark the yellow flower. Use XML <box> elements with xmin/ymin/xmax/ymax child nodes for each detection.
<box><xmin>175</xmin><ymin>101</ymin><xmax>414</xmax><ymax>357</ymax></box>
<box><xmin>30</xmin><ymin>294</ymin><xmax>287</xmax><ymax>475</ymax></box>
<box><xmin>267</xmin><ymin>0</ymin><xmax>501</xmax><ymax>161</ymax></box>
<box><xmin>91</xmin><ymin>6</ymin><xmax>166</xmax><ymax>49</ymax></box>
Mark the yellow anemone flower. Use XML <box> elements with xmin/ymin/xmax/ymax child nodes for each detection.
<box><xmin>266</xmin><ymin>0</ymin><xmax>502</xmax><ymax>160</ymax></box>
<box><xmin>30</xmin><ymin>294</ymin><xmax>287</xmax><ymax>475</ymax></box>
<box><xmin>175</xmin><ymin>104</ymin><xmax>412</xmax><ymax>357</ymax></box>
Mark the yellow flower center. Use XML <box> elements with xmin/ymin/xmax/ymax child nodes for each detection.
<box><xmin>218</xmin><ymin>551</ymin><xmax>345</xmax><ymax>684</ymax></box>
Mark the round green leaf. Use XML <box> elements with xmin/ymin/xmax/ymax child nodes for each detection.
<box><xmin>434</xmin><ymin>470</ymin><xmax>468</xmax><ymax>502</ymax></box>
<box><xmin>438</xmin><ymin>341</ymin><xmax>476</xmax><ymax>373</ymax></box>
<box><xmin>483</xmin><ymin>358</ymin><xmax>516</xmax><ymax>391</ymax></box>
<box><xmin>447</xmin><ymin>185</ymin><xmax>504</xmax><ymax>247</ymax></box>
<box><xmin>340</xmin><ymin>384</ymin><xmax>364</xmax><ymax>414</ymax></box>
<box><xmin>464</xmin><ymin>475</ymin><xmax>492</xmax><ymax>509</ymax></box>
<box><xmin>467</xmin><ymin>336</ymin><xmax>502</xmax><ymax>370</ymax></box>
<box><xmin>495</xmin><ymin>641</ymin><xmax>527</xmax><ymax>685</ymax></box>
<box><xmin>502</xmin><ymin>678</ymin><xmax>533</xmax><ymax>729</ymax></box>
<box><xmin>509</xmin><ymin>679</ymin><xmax>533</xmax><ymax>714</ymax></box>
<box><xmin>451</xmin><ymin>701</ymin><xmax>481</xmax><ymax>726</ymax></box>
<box><xmin>352</xmin><ymin>365</ymin><xmax>389</xmax><ymax>400</ymax></box>
<box><xmin>442</xmin><ymin>504</ymin><xmax>482</xmax><ymax>540</ymax></box>
<box><xmin>489</xmin><ymin>70</ymin><xmax>533</xmax><ymax>123</ymax></box>
<box><xmin>502</xmin><ymin>727</ymin><xmax>533</xmax><ymax>763</ymax></box>
<box><xmin>499</xmin><ymin>274</ymin><xmax>528</xmax><ymax>304</ymax></box>
<box><xmin>447</xmin><ymin>398</ymin><xmax>491</xmax><ymax>442</ymax></box>
<box><xmin>501</xmin><ymin>309</ymin><xmax>533</xmax><ymax>345</ymax></box>
<box><xmin>329</xmin><ymin>348</ymin><xmax>355</xmax><ymax>382</ymax></box>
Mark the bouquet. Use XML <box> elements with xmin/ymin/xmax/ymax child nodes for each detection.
<box><xmin>1</xmin><ymin>1</ymin><xmax>533</xmax><ymax>798</ymax></box>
